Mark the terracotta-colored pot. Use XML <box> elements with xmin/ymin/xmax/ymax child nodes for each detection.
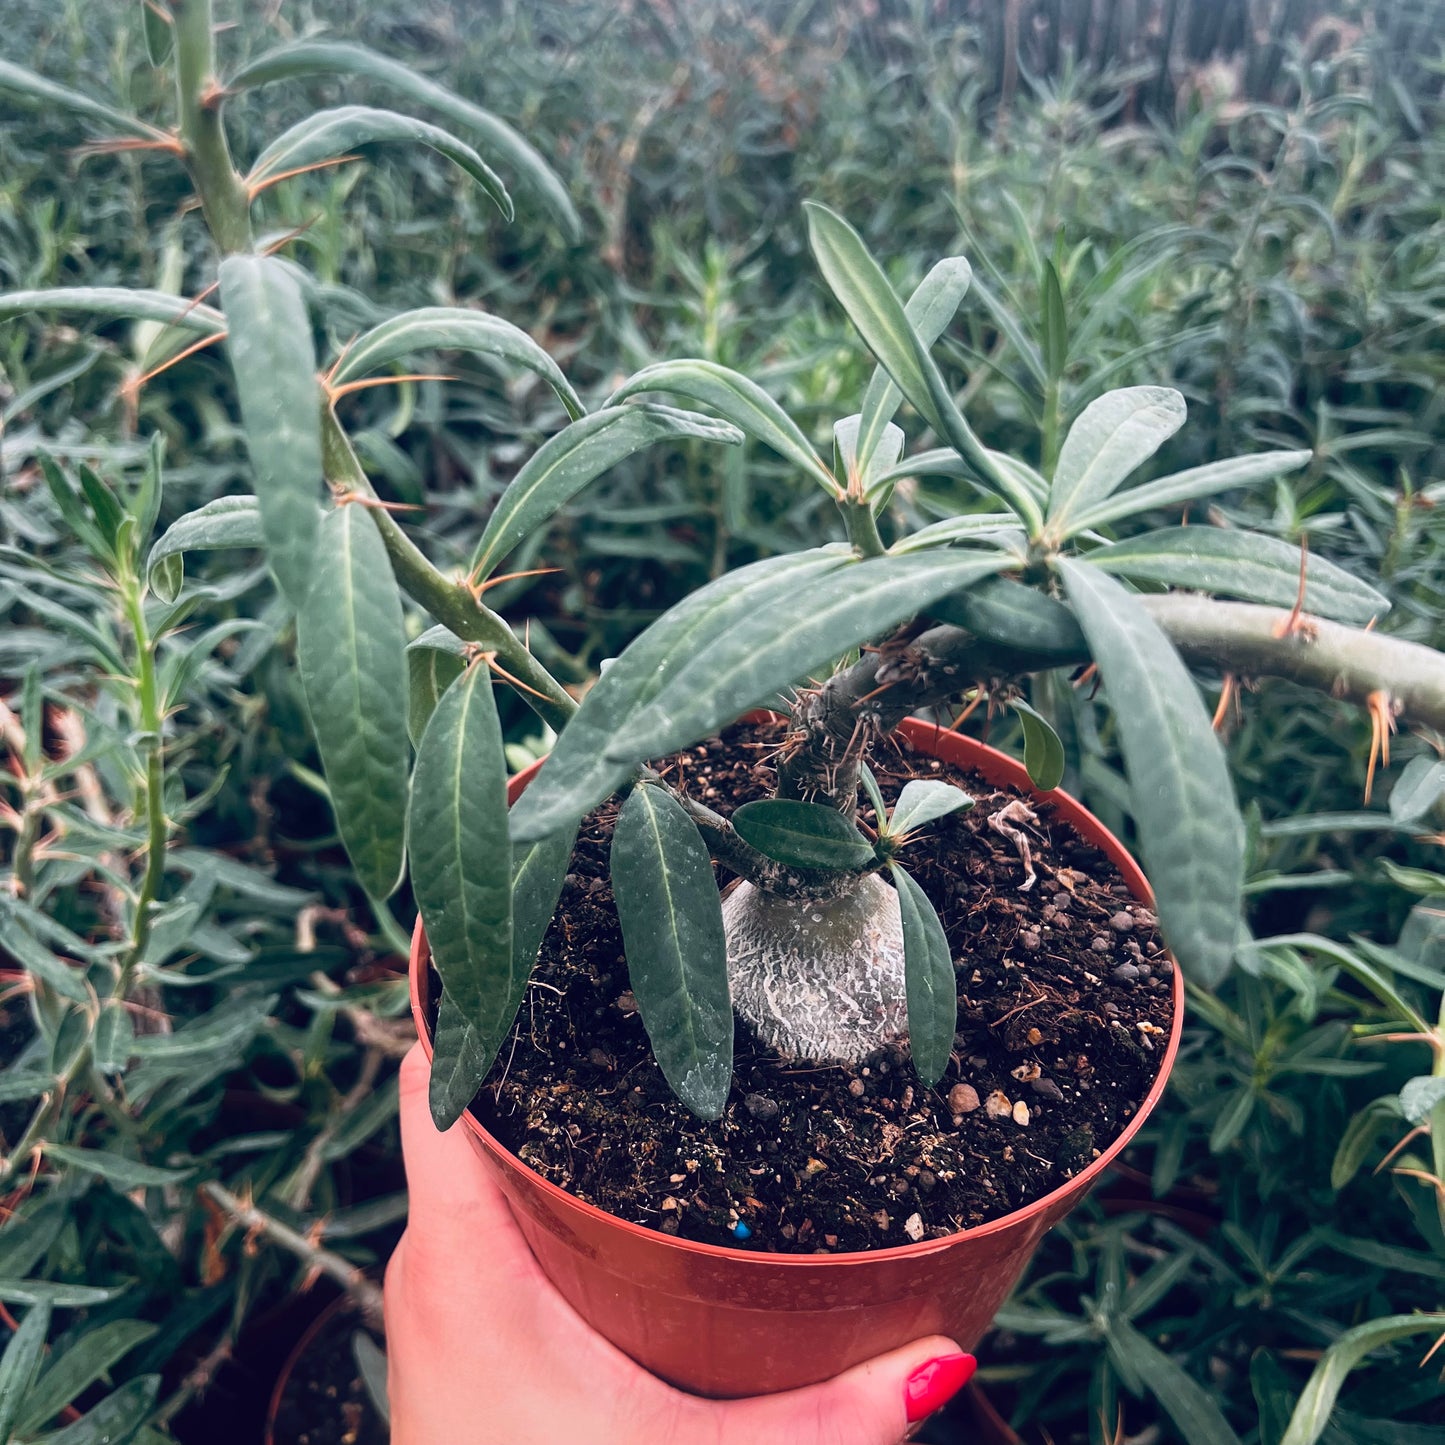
<box><xmin>409</xmin><ymin>718</ymin><xmax>1184</xmax><ymax>1399</ymax></box>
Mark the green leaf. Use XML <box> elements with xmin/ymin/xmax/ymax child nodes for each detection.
<box><xmin>886</xmin><ymin>510</ymin><xmax>1025</xmax><ymax>552</ymax></box>
<box><xmin>408</xmin><ymin>666</ymin><xmax>512</xmax><ymax>1129</ymax></box>
<box><xmin>330</xmin><ymin>306</ymin><xmax>583</xmax><ymax>418</ymax></box>
<box><xmin>225</xmin><ymin>40</ymin><xmax>580</xmax><ymax>239</ymax></box>
<box><xmin>1243</xmin><ymin>933</ymin><xmax>1431</xmax><ymax>1033</ymax></box>
<box><xmin>1088</xmin><ymin>527</ymin><xmax>1389</xmax><ymax>625</ymax></box>
<box><xmin>19</xmin><ymin>1320</ymin><xmax>157</xmax><ymax>1438</ymax></box>
<box><xmin>870</xmin><ymin>448</ymin><xmax>1046</xmax><ymax>510</ymax></box>
<box><xmin>509</xmin><ymin>550</ymin><xmax>855</xmax><ymax>843</ymax></box>
<box><xmin>0</xmin><ymin>1300</ymin><xmax>52</xmax><ymax>1443</ymax></box>
<box><xmin>1010</xmin><ymin>700</ymin><xmax>1066</xmax><ymax>790</ymax></box>
<box><xmin>1059</xmin><ymin>559</ymin><xmax>1243</xmax><ymax>987</ymax></box>
<box><xmin>802</xmin><ymin>201</ymin><xmax>1041</xmax><ymax>529</ymax></box>
<box><xmin>1041</xmin><ymin>259</ymin><xmax>1068</xmax><ymax>380</ymax></box>
<box><xmin>608</xmin><ymin>360</ymin><xmax>833</xmax><ymax>494</ymax></box>
<box><xmin>1390</xmin><ymin>756</ymin><xmax>1445</xmax><ymax>826</ymax></box>
<box><xmin>1330</xmin><ymin>1096</ymin><xmax>1404</xmax><ymax>1190</ymax></box>
<box><xmin>0</xmin><ymin>1282</ymin><xmax>117</xmax><ymax>1309</ymax></box>
<box><xmin>859</xmin><ymin>762</ymin><xmax>888</xmax><ymax>826</ymax></box>
<box><xmin>856</xmin><ymin>256</ymin><xmax>972</xmax><ymax>470</ymax></box>
<box><xmin>43</xmin><ymin>1145</ymin><xmax>193</xmax><ymax>1189</ymax></box>
<box><xmin>610</xmin><ymin>785</ymin><xmax>732</xmax><ymax>1119</ymax></box>
<box><xmin>1106</xmin><ymin>1317</ymin><xmax>1244</xmax><ymax>1445</ymax></box>
<box><xmin>887</xmin><ymin>780</ymin><xmax>974</xmax><ymax>837</ymax></box>
<box><xmin>1046</xmin><ymin>386</ymin><xmax>1186</xmax><ymax>535</ymax></box>
<box><xmin>145</xmin><ymin>496</ymin><xmax>264</xmax><ymax>603</ymax></box>
<box><xmin>469</xmin><ymin>404</ymin><xmax>743</xmax><ymax>580</ymax></box>
<box><xmin>888</xmin><ymin>862</ymin><xmax>956</xmax><ymax>1086</ymax></box>
<box><xmin>1400</xmin><ymin>1076</ymin><xmax>1445</xmax><ymax>1126</ymax></box>
<box><xmin>141</xmin><ymin>0</ymin><xmax>173</xmax><ymax>65</ymax></box>
<box><xmin>1251</xmin><ymin>1351</ymin><xmax>1297</xmax><ymax>1445</ymax></box>
<box><xmin>2</xmin><ymin>917</ymin><xmax>89</xmax><ymax>1003</ymax></box>
<box><xmin>1070</xmin><ymin>449</ymin><xmax>1313</xmax><ymax>533</ymax></box>
<box><xmin>296</xmin><ymin>505</ymin><xmax>409</xmax><ymax>899</ymax></box>
<box><xmin>1279</xmin><ymin>1314</ymin><xmax>1445</xmax><ymax>1445</ymax></box>
<box><xmin>406</xmin><ymin>637</ymin><xmax>465</xmax><ymax>750</ymax></box>
<box><xmin>0</xmin><ymin>59</ymin><xmax>169</xmax><ymax>142</ymax></box>
<box><xmin>249</xmin><ymin>105</ymin><xmax>512</xmax><ymax>217</ymax></box>
<box><xmin>37</xmin><ymin>453</ymin><xmax>110</xmax><ymax>562</ymax></box>
<box><xmin>603</xmin><ymin>550</ymin><xmax>1010</xmax><ymax>768</ymax></box>
<box><xmin>730</xmin><ymin>799</ymin><xmax>876</xmax><ymax>870</ymax></box>
<box><xmin>31</xmin><ymin>1376</ymin><xmax>160</xmax><ymax>1445</ymax></box>
<box><xmin>429</xmin><ymin>826</ymin><xmax>574</xmax><ymax>1129</ymax></box>
<box><xmin>218</xmin><ymin>255</ymin><xmax>324</xmax><ymax>606</ymax></box>
<box><xmin>0</xmin><ymin>287</ymin><xmax>225</xmax><ymax>334</ymax></box>
<box><xmin>833</xmin><ymin>414</ymin><xmax>903</xmax><ymax>501</ymax></box>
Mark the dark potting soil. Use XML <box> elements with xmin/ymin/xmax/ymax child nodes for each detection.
<box><xmin>267</xmin><ymin>1308</ymin><xmax>386</xmax><ymax>1445</ymax></box>
<box><xmin>452</xmin><ymin>718</ymin><xmax>1174</xmax><ymax>1255</ymax></box>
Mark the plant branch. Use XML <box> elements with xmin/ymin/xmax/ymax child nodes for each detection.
<box><xmin>200</xmin><ymin>1180</ymin><xmax>384</xmax><ymax>1327</ymax></box>
<box><xmin>171</xmin><ymin>0</ymin><xmax>251</xmax><ymax>255</ymax></box>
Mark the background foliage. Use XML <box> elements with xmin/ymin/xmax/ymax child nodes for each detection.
<box><xmin>1</xmin><ymin>1</ymin><xmax>1442</xmax><ymax>1441</ymax></box>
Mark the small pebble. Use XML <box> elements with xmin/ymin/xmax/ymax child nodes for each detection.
<box><xmin>1091</xmin><ymin>936</ymin><xmax>1111</xmax><ymax>954</ymax></box>
<box><xmin>1110</xmin><ymin>911</ymin><xmax>1135</xmax><ymax>933</ymax></box>
<box><xmin>1111</xmin><ymin>963</ymin><xmax>1140</xmax><ymax>982</ymax></box>
<box><xmin>903</xmin><ymin>1212</ymin><xmax>925</xmax><ymax>1242</ymax></box>
<box><xmin>1031</xmin><ymin>1077</ymin><xmax>1065</xmax><ymax>1102</ymax></box>
<box><xmin>888</xmin><ymin>1176</ymin><xmax>910</xmax><ymax>1198</ymax></box>
<box><xmin>917</xmin><ymin>1170</ymin><xmax>938</xmax><ymax>1194</ymax></box>
<box><xmin>947</xmin><ymin>1083</ymin><xmax>980</xmax><ymax>1115</ymax></box>
<box><xmin>1020</xmin><ymin>930</ymin><xmax>1041</xmax><ymax>950</ymax></box>
<box><xmin>1013</xmin><ymin>1100</ymin><xmax>1031</xmax><ymax>1126</ymax></box>
<box><xmin>731</xmin><ymin>1220</ymin><xmax>752</xmax><ymax>1240</ymax></box>
<box><xmin>872</xmin><ymin>1210</ymin><xmax>891</xmax><ymax>1232</ymax></box>
<box><xmin>985</xmin><ymin>1090</ymin><xmax>1013</xmax><ymax>1119</ymax></box>
<box><xmin>847</xmin><ymin>1078</ymin><xmax>866</xmax><ymax>1098</ymax></box>
<box><xmin>744</xmin><ymin>1093</ymin><xmax>780</xmax><ymax>1122</ymax></box>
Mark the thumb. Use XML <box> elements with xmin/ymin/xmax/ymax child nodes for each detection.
<box><xmin>704</xmin><ymin>1337</ymin><xmax>975</xmax><ymax>1445</ymax></box>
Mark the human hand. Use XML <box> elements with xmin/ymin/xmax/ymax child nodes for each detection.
<box><xmin>385</xmin><ymin>1044</ymin><xmax>976</xmax><ymax>1444</ymax></box>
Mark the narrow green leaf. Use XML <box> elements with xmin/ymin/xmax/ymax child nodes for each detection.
<box><xmin>604</xmin><ymin>551</ymin><xmax>1010</xmax><ymax>768</ymax></box>
<box><xmin>31</xmin><ymin>1376</ymin><xmax>160</xmax><ymax>1445</ymax></box>
<box><xmin>37</xmin><ymin>454</ymin><xmax>109</xmax><ymax>560</ymax></box>
<box><xmin>406</xmin><ymin>640</ymin><xmax>465</xmax><ymax>750</ymax></box>
<box><xmin>218</xmin><ymin>255</ymin><xmax>324</xmax><ymax>606</ymax></box>
<box><xmin>856</xmin><ymin>256</ymin><xmax>972</xmax><ymax>470</ymax></box>
<box><xmin>0</xmin><ymin>1301</ymin><xmax>52</xmax><ymax>1443</ymax></box>
<box><xmin>1059</xmin><ymin>559</ymin><xmax>1243</xmax><ymax>987</ymax></box>
<box><xmin>3</xmin><ymin>919</ymin><xmax>88</xmax><ymax>1003</ymax></box>
<box><xmin>1011</xmin><ymin>700</ymin><xmax>1066</xmax><ymax>790</ymax></box>
<box><xmin>608</xmin><ymin>360</ymin><xmax>833</xmax><ymax>494</ymax></box>
<box><xmin>43</xmin><ymin>1145</ymin><xmax>192</xmax><ymax>1189</ymax></box>
<box><xmin>296</xmin><ymin>505</ymin><xmax>409</xmax><ymax>899</ymax></box>
<box><xmin>0</xmin><ymin>1282</ymin><xmax>117</xmax><ymax>1309</ymax></box>
<box><xmin>803</xmin><ymin>201</ymin><xmax>1041</xmax><ymax>528</ymax></box>
<box><xmin>1071</xmin><ymin>450</ymin><xmax>1313</xmax><ymax>532</ymax></box>
<box><xmin>859</xmin><ymin>762</ymin><xmax>888</xmax><ymax>824</ymax></box>
<box><xmin>509</xmin><ymin>550</ymin><xmax>855</xmax><ymax>843</ymax></box>
<box><xmin>870</xmin><ymin>447</ymin><xmax>1047</xmax><ymax>509</ymax></box>
<box><xmin>408</xmin><ymin>666</ymin><xmax>512</xmax><ymax>1128</ymax></box>
<box><xmin>1251</xmin><ymin>1351</ymin><xmax>1296</xmax><ymax>1445</ymax></box>
<box><xmin>887</xmin><ymin>780</ymin><xmax>974</xmax><ymax>837</ymax></box>
<box><xmin>834</xmin><ymin>414</ymin><xmax>903</xmax><ymax>501</ymax></box>
<box><xmin>145</xmin><ymin>496</ymin><xmax>263</xmax><ymax>603</ymax></box>
<box><xmin>1046</xmin><ymin>386</ymin><xmax>1186</xmax><ymax>534</ymax></box>
<box><xmin>141</xmin><ymin>0</ymin><xmax>173</xmax><ymax>65</ymax></box>
<box><xmin>74</xmin><ymin>464</ymin><xmax>126</xmax><ymax>554</ymax></box>
<box><xmin>888</xmin><ymin>511</ymin><xmax>1028</xmax><ymax>554</ymax></box>
<box><xmin>469</xmin><ymin>404</ymin><xmax>743</xmax><ymax>580</ymax></box>
<box><xmin>0</xmin><ymin>59</ymin><xmax>170</xmax><ymax>142</ymax></box>
<box><xmin>1391</xmin><ymin>756</ymin><xmax>1445</xmax><ymax>826</ymax></box>
<box><xmin>1041</xmin><ymin>260</ymin><xmax>1068</xmax><ymax>380</ymax></box>
<box><xmin>1243</xmin><ymin>933</ymin><xmax>1430</xmax><ymax>1033</ymax></box>
<box><xmin>1279</xmin><ymin>1314</ymin><xmax>1445</xmax><ymax>1445</ymax></box>
<box><xmin>249</xmin><ymin>105</ymin><xmax>512</xmax><ymax>219</ymax></box>
<box><xmin>1330</xmin><ymin>1097</ymin><xmax>1404</xmax><ymax>1190</ymax></box>
<box><xmin>0</xmin><ymin>287</ymin><xmax>225</xmax><ymax>335</ymax></box>
<box><xmin>890</xmin><ymin>863</ymin><xmax>955</xmax><ymax>1086</ymax></box>
<box><xmin>19</xmin><ymin>1321</ymin><xmax>157</xmax><ymax>1438</ymax></box>
<box><xmin>611</xmin><ymin>785</ymin><xmax>732</xmax><ymax>1119</ymax></box>
<box><xmin>730</xmin><ymin>799</ymin><xmax>876</xmax><ymax>871</ymax></box>
<box><xmin>1089</xmin><ymin>527</ymin><xmax>1389</xmax><ymax>625</ymax></box>
<box><xmin>926</xmin><ymin>576</ymin><xmax>1086</xmax><ymax>660</ymax></box>
<box><xmin>1106</xmin><ymin>1317</ymin><xmax>1244</xmax><ymax>1445</ymax></box>
<box><xmin>330</xmin><ymin>306</ymin><xmax>582</xmax><ymax>418</ymax></box>
<box><xmin>226</xmin><ymin>40</ymin><xmax>580</xmax><ymax>239</ymax></box>
<box><xmin>429</xmin><ymin>826</ymin><xmax>574</xmax><ymax>1129</ymax></box>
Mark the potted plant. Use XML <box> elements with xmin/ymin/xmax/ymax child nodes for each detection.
<box><xmin>7</xmin><ymin>0</ymin><xmax>1445</xmax><ymax>1405</ymax></box>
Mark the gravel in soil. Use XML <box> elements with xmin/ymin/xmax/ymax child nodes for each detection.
<box><xmin>449</xmin><ymin>718</ymin><xmax>1174</xmax><ymax>1256</ymax></box>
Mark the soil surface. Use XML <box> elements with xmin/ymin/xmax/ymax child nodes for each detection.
<box><xmin>450</xmin><ymin>718</ymin><xmax>1174</xmax><ymax>1255</ymax></box>
<box><xmin>268</xmin><ymin>1307</ymin><xmax>386</xmax><ymax>1445</ymax></box>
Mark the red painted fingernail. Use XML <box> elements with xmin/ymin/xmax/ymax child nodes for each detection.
<box><xmin>904</xmin><ymin>1352</ymin><xmax>976</xmax><ymax>1422</ymax></box>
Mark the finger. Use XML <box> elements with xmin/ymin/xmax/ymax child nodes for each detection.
<box><xmin>704</xmin><ymin>1338</ymin><xmax>974</xmax><ymax>1445</ymax></box>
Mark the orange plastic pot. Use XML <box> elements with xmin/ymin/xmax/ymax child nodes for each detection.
<box><xmin>409</xmin><ymin>718</ymin><xmax>1184</xmax><ymax>1399</ymax></box>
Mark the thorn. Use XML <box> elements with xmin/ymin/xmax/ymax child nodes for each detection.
<box><xmin>483</xmin><ymin>655</ymin><xmax>552</xmax><ymax>703</ymax></box>
<box><xmin>322</xmin><ymin>332</ymin><xmax>362</xmax><ymax>387</ymax></box>
<box><xmin>1271</xmin><ymin>535</ymin><xmax>1312</xmax><ymax>638</ymax></box>
<box><xmin>1364</xmin><ymin>689</ymin><xmax>1398</xmax><ymax>804</ymax></box>
<box><xmin>1375</xmin><ymin>1124</ymin><xmax>1427</xmax><ymax>1174</ymax></box>
<box><xmin>332</xmin><ymin>492</ymin><xmax>425</xmax><ymax>513</ymax></box>
<box><xmin>464</xmin><ymin>566</ymin><xmax>562</xmax><ymax>603</ymax></box>
<box><xmin>247</xmin><ymin>154</ymin><xmax>362</xmax><ymax>200</ymax></box>
<box><xmin>326</xmin><ymin>373</ymin><xmax>456</xmax><ymax>403</ymax></box>
<box><xmin>1212</xmin><ymin>674</ymin><xmax>1236</xmax><ymax>733</ymax></box>
<box><xmin>949</xmin><ymin>691</ymin><xmax>985</xmax><ymax>732</ymax></box>
<box><xmin>121</xmin><ymin>330</ymin><xmax>228</xmax><ymax>400</ymax></box>
<box><xmin>1072</xmin><ymin>662</ymin><xmax>1098</xmax><ymax>693</ymax></box>
<box><xmin>259</xmin><ymin>214</ymin><xmax>324</xmax><ymax>258</ymax></box>
<box><xmin>72</xmin><ymin>135</ymin><xmax>185</xmax><ymax>159</ymax></box>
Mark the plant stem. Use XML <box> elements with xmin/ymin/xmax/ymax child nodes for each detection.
<box><xmin>319</xmin><ymin>410</ymin><xmax>577</xmax><ymax>733</ymax></box>
<box><xmin>842</xmin><ymin>497</ymin><xmax>886</xmax><ymax>558</ymax></box>
<box><xmin>171</xmin><ymin>0</ymin><xmax>251</xmax><ymax>255</ymax></box>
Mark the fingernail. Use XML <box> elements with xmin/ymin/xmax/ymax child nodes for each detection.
<box><xmin>904</xmin><ymin>1352</ymin><xmax>976</xmax><ymax>1422</ymax></box>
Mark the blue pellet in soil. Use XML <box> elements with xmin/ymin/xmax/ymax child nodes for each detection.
<box><xmin>731</xmin><ymin>1220</ymin><xmax>752</xmax><ymax>1240</ymax></box>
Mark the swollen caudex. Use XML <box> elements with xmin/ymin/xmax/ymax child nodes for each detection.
<box><xmin>721</xmin><ymin>871</ymin><xmax>909</xmax><ymax>1064</ymax></box>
